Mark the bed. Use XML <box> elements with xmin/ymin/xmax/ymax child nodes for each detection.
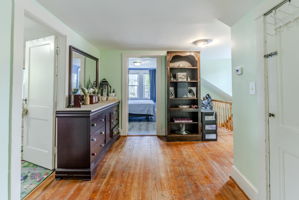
<box><xmin>128</xmin><ymin>100</ymin><xmax>156</xmax><ymax>116</ymax></box>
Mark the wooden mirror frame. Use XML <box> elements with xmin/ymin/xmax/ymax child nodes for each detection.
<box><xmin>68</xmin><ymin>46</ymin><xmax>99</xmax><ymax>106</ymax></box>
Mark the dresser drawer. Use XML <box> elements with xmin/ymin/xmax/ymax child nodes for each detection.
<box><xmin>90</xmin><ymin>132</ymin><xmax>105</xmax><ymax>162</ymax></box>
<box><xmin>90</xmin><ymin>113</ymin><xmax>105</xmax><ymax>133</ymax></box>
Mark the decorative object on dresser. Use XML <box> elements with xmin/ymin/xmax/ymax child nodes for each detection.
<box><xmin>68</xmin><ymin>46</ymin><xmax>99</xmax><ymax>107</ymax></box>
<box><xmin>166</xmin><ymin>51</ymin><xmax>202</xmax><ymax>141</ymax></box>
<box><xmin>56</xmin><ymin>101</ymin><xmax>120</xmax><ymax>180</ymax></box>
<box><xmin>201</xmin><ymin>110</ymin><xmax>217</xmax><ymax>141</ymax></box>
<box><xmin>99</xmin><ymin>78</ymin><xmax>112</xmax><ymax>101</ymax></box>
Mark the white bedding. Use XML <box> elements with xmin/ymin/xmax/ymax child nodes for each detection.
<box><xmin>128</xmin><ymin>100</ymin><xmax>156</xmax><ymax>116</ymax></box>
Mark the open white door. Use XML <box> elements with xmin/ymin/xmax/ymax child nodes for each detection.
<box><xmin>23</xmin><ymin>36</ymin><xmax>56</xmax><ymax>170</ymax></box>
<box><xmin>266</xmin><ymin>4</ymin><xmax>299</xmax><ymax>199</ymax></box>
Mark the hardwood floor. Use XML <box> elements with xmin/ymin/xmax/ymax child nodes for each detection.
<box><xmin>128</xmin><ymin>122</ymin><xmax>156</xmax><ymax>136</ymax></box>
<box><xmin>32</xmin><ymin>133</ymin><xmax>248</xmax><ymax>200</ymax></box>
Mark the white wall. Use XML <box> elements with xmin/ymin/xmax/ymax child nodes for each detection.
<box><xmin>201</xmin><ymin>58</ymin><xmax>232</xmax><ymax>97</ymax></box>
<box><xmin>231</xmin><ymin>0</ymin><xmax>287</xmax><ymax>199</ymax></box>
<box><xmin>0</xmin><ymin>0</ymin><xmax>13</xmax><ymax>199</ymax></box>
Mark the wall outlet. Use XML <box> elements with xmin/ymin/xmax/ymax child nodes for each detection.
<box><xmin>249</xmin><ymin>81</ymin><xmax>256</xmax><ymax>95</ymax></box>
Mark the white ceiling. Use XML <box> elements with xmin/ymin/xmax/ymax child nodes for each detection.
<box><xmin>37</xmin><ymin>0</ymin><xmax>260</xmax><ymax>59</ymax></box>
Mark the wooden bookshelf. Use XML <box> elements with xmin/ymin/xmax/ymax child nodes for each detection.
<box><xmin>166</xmin><ymin>51</ymin><xmax>202</xmax><ymax>141</ymax></box>
<box><xmin>168</xmin><ymin>108</ymin><xmax>199</xmax><ymax>112</ymax></box>
<box><xmin>170</xmin><ymin>80</ymin><xmax>198</xmax><ymax>83</ymax></box>
<box><xmin>169</xmin><ymin>97</ymin><xmax>198</xmax><ymax>100</ymax></box>
<box><xmin>170</xmin><ymin>122</ymin><xmax>199</xmax><ymax>125</ymax></box>
<box><xmin>169</xmin><ymin>67</ymin><xmax>198</xmax><ymax>69</ymax></box>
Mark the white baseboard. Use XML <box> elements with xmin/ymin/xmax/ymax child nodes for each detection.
<box><xmin>231</xmin><ymin>165</ymin><xmax>258</xmax><ymax>200</ymax></box>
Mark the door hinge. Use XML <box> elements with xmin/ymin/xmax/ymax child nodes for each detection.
<box><xmin>264</xmin><ymin>51</ymin><xmax>278</xmax><ymax>58</ymax></box>
<box><xmin>55</xmin><ymin>46</ymin><xmax>60</xmax><ymax>56</ymax></box>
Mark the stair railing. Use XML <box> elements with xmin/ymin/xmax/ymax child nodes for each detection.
<box><xmin>212</xmin><ymin>99</ymin><xmax>233</xmax><ymax>131</ymax></box>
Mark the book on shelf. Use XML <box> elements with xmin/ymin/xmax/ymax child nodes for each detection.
<box><xmin>173</xmin><ymin>118</ymin><xmax>193</xmax><ymax>123</ymax></box>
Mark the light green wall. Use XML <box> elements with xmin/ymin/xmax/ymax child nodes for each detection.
<box><xmin>0</xmin><ymin>0</ymin><xmax>13</xmax><ymax>199</ymax></box>
<box><xmin>100</xmin><ymin>50</ymin><xmax>123</xmax><ymax>99</ymax></box>
<box><xmin>100</xmin><ymin>50</ymin><xmax>167</xmax><ymax>132</ymax></box>
<box><xmin>201</xmin><ymin>84</ymin><xmax>226</xmax><ymax>100</ymax></box>
<box><xmin>231</xmin><ymin>8</ymin><xmax>260</xmax><ymax>188</ymax></box>
<box><xmin>201</xmin><ymin>58</ymin><xmax>232</xmax><ymax>97</ymax></box>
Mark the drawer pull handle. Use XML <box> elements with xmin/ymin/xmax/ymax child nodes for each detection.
<box><xmin>100</xmin><ymin>144</ymin><xmax>105</xmax><ymax>147</ymax></box>
<box><xmin>91</xmin><ymin>138</ymin><xmax>97</xmax><ymax>142</ymax></box>
<box><xmin>101</xmin><ymin>119</ymin><xmax>105</xmax><ymax>122</ymax></box>
<box><xmin>100</xmin><ymin>131</ymin><xmax>105</xmax><ymax>135</ymax></box>
<box><xmin>91</xmin><ymin>153</ymin><xmax>97</xmax><ymax>156</ymax></box>
<box><xmin>91</xmin><ymin>123</ymin><xmax>97</xmax><ymax>127</ymax></box>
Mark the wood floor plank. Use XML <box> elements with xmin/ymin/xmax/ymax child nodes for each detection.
<box><xmin>33</xmin><ymin>132</ymin><xmax>248</xmax><ymax>200</ymax></box>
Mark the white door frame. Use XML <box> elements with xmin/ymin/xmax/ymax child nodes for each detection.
<box><xmin>122</xmin><ymin>53</ymin><xmax>165</xmax><ymax>136</ymax></box>
<box><xmin>11</xmin><ymin>2</ymin><xmax>67</xmax><ymax>199</ymax></box>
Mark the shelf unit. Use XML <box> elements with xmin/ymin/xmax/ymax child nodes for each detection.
<box><xmin>166</xmin><ymin>51</ymin><xmax>202</xmax><ymax>141</ymax></box>
<box><xmin>201</xmin><ymin>110</ymin><xmax>218</xmax><ymax>141</ymax></box>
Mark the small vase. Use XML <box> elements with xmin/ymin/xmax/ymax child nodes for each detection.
<box><xmin>74</xmin><ymin>95</ymin><xmax>82</xmax><ymax>108</ymax></box>
<box><xmin>84</xmin><ymin>95</ymin><xmax>90</xmax><ymax>105</ymax></box>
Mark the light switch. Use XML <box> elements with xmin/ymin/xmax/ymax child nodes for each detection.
<box><xmin>249</xmin><ymin>81</ymin><xmax>256</xmax><ymax>95</ymax></box>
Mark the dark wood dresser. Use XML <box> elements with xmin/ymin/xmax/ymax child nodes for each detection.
<box><xmin>55</xmin><ymin>100</ymin><xmax>120</xmax><ymax>180</ymax></box>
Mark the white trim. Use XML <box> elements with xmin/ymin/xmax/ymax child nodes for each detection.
<box><xmin>122</xmin><ymin>52</ymin><xmax>166</xmax><ymax>136</ymax></box>
<box><xmin>11</xmin><ymin>1</ymin><xmax>24</xmax><ymax>199</ymax></box>
<box><xmin>231</xmin><ymin>165</ymin><xmax>259</xmax><ymax>200</ymax></box>
<box><xmin>256</xmin><ymin>15</ymin><xmax>271</xmax><ymax>200</ymax></box>
<box><xmin>12</xmin><ymin>1</ymin><xmax>68</xmax><ymax>199</ymax></box>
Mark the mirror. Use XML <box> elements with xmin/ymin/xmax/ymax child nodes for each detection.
<box><xmin>69</xmin><ymin>46</ymin><xmax>99</xmax><ymax>105</ymax></box>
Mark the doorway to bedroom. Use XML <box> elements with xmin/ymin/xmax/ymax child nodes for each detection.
<box><xmin>127</xmin><ymin>57</ymin><xmax>157</xmax><ymax>135</ymax></box>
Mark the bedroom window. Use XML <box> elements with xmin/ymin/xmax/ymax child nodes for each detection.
<box><xmin>128</xmin><ymin>70</ymin><xmax>151</xmax><ymax>99</ymax></box>
<box><xmin>129</xmin><ymin>74</ymin><xmax>139</xmax><ymax>98</ymax></box>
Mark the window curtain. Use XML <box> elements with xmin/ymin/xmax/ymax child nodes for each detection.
<box><xmin>150</xmin><ymin>69</ymin><xmax>156</xmax><ymax>102</ymax></box>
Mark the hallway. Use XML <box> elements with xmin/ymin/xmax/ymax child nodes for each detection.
<box><xmin>32</xmin><ymin>133</ymin><xmax>247</xmax><ymax>200</ymax></box>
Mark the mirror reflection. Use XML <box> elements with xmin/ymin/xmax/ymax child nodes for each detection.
<box><xmin>69</xmin><ymin>46</ymin><xmax>98</xmax><ymax>104</ymax></box>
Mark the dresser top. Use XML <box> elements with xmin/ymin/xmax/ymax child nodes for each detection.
<box><xmin>57</xmin><ymin>100</ymin><xmax>119</xmax><ymax>113</ymax></box>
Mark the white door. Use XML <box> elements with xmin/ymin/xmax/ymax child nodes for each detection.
<box><xmin>266</xmin><ymin>5</ymin><xmax>299</xmax><ymax>200</ymax></box>
<box><xmin>23</xmin><ymin>36</ymin><xmax>56</xmax><ymax>170</ymax></box>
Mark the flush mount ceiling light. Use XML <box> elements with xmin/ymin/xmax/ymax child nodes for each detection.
<box><xmin>133</xmin><ymin>61</ymin><xmax>142</xmax><ymax>66</ymax></box>
<box><xmin>193</xmin><ymin>39</ymin><xmax>213</xmax><ymax>47</ymax></box>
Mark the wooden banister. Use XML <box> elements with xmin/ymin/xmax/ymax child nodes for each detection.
<box><xmin>212</xmin><ymin>100</ymin><xmax>233</xmax><ymax>131</ymax></box>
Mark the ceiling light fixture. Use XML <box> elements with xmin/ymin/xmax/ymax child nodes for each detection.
<box><xmin>193</xmin><ymin>39</ymin><xmax>213</xmax><ymax>47</ymax></box>
<box><xmin>133</xmin><ymin>61</ymin><xmax>142</xmax><ymax>66</ymax></box>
